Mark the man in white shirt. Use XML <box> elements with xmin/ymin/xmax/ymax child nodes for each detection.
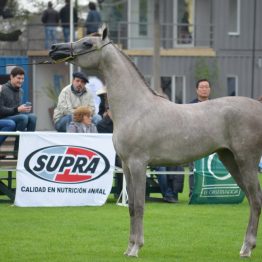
<box><xmin>53</xmin><ymin>71</ymin><xmax>101</xmax><ymax>132</ymax></box>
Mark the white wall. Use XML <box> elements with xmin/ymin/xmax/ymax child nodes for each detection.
<box><xmin>33</xmin><ymin>63</ymin><xmax>69</xmax><ymax>131</ymax></box>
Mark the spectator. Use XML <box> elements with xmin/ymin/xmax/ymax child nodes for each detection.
<box><xmin>156</xmin><ymin>166</ymin><xmax>184</xmax><ymax>203</ymax></box>
<box><xmin>59</xmin><ymin>0</ymin><xmax>78</xmax><ymax>42</ymax></box>
<box><xmin>67</xmin><ymin>106</ymin><xmax>97</xmax><ymax>133</ymax></box>
<box><xmin>0</xmin><ymin>119</ymin><xmax>16</xmax><ymax>158</ymax></box>
<box><xmin>53</xmin><ymin>71</ymin><xmax>101</xmax><ymax>132</ymax></box>
<box><xmin>0</xmin><ymin>66</ymin><xmax>37</xmax><ymax>152</ymax></box>
<box><xmin>96</xmin><ymin>108</ymin><xmax>113</xmax><ymax>134</ymax></box>
<box><xmin>188</xmin><ymin>78</ymin><xmax>211</xmax><ymax>197</ymax></box>
<box><xmin>41</xmin><ymin>1</ymin><xmax>59</xmax><ymax>49</ymax></box>
<box><xmin>96</xmin><ymin>86</ymin><xmax>108</xmax><ymax>117</ymax></box>
<box><xmin>85</xmin><ymin>2</ymin><xmax>101</xmax><ymax>35</ymax></box>
<box><xmin>190</xmin><ymin>78</ymin><xmax>211</xmax><ymax>103</ymax></box>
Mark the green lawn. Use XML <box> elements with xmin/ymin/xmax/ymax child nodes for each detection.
<box><xmin>0</xmin><ymin>175</ymin><xmax>262</xmax><ymax>262</ymax></box>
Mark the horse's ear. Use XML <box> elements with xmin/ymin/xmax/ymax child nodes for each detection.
<box><xmin>102</xmin><ymin>27</ymin><xmax>108</xmax><ymax>40</ymax></box>
<box><xmin>99</xmin><ymin>24</ymin><xmax>108</xmax><ymax>41</ymax></box>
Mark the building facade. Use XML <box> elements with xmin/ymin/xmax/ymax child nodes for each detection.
<box><xmin>123</xmin><ymin>0</ymin><xmax>262</xmax><ymax>102</ymax></box>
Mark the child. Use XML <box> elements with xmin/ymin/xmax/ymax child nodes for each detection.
<box><xmin>67</xmin><ymin>106</ymin><xmax>97</xmax><ymax>133</ymax></box>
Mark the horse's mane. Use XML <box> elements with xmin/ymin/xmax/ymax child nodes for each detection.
<box><xmin>112</xmin><ymin>43</ymin><xmax>161</xmax><ymax>97</ymax></box>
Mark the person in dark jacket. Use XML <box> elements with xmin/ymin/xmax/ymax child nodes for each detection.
<box><xmin>59</xmin><ymin>0</ymin><xmax>78</xmax><ymax>42</ymax></box>
<box><xmin>0</xmin><ymin>66</ymin><xmax>37</xmax><ymax>152</ymax></box>
<box><xmin>41</xmin><ymin>1</ymin><xmax>59</xmax><ymax>49</ymax></box>
<box><xmin>85</xmin><ymin>2</ymin><xmax>101</xmax><ymax>35</ymax></box>
<box><xmin>96</xmin><ymin>109</ymin><xmax>113</xmax><ymax>133</ymax></box>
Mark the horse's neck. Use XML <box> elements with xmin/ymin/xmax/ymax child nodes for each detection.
<box><xmin>99</xmin><ymin>45</ymin><xmax>154</xmax><ymax>123</ymax></box>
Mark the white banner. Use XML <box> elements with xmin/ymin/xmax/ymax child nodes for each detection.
<box><xmin>14</xmin><ymin>132</ymin><xmax>115</xmax><ymax>207</ymax></box>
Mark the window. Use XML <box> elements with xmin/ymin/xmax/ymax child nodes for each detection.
<box><xmin>174</xmin><ymin>0</ymin><xmax>194</xmax><ymax>46</ymax></box>
<box><xmin>161</xmin><ymin>77</ymin><xmax>172</xmax><ymax>100</ymax></box>
<box><xmin>227</xmin><ymin>76</ymin><xmax>238</xmax><ymax>96</ymax></box>
<box><xmin>139</xmin><ymin>0</ymin><xmax>148</xmax><ymax>36</ymax></box>
<box><xmin>228</xmin><ymin>0</ymin><xmax>240</xmax><ymax>35</ymax></box>
<box><xmin>173</xmin><ymin>76</ymin><xmax>186</xmax><ymax>103</ymax></box>
<box><xmin>160</xmin><ymin>76</ymin><xmax>186</xmax><ymax>103</ymax></box>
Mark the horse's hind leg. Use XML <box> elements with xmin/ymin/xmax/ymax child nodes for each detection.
<box><xmin>122</xmin><ymin>160</ymin><xmax>147</xmax><ymax>257</ymax></box>
<box><xmin>218</xmin><ymin>149</ymin><xmax>262</xmax><ymax>257</ymax></box>
<box><xmin>238</xmin><ymin>167</ymin><xmax>262</xmax><ymax>258</ymax></box>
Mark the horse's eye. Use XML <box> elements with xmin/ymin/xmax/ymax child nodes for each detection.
<box><xmin>83</xmin><ymin>41</ymin><xmax>93</xmax><ymax>49</ymax></box>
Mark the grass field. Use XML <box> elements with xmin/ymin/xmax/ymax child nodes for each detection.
<box><xmin>1</xmin><ymin>175</ymin><xmax>262</xmax><ymax>262</ymax></box>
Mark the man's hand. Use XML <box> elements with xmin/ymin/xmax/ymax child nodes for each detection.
<box><xmin>18</xmin><ymin>104</ymin><xmax>31</xmax><ymax>113</ymax></box>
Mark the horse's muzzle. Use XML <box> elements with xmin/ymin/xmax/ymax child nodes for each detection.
<box><xmin>49</xmin><ymin>43</ymin><xmax>72</xmax><ymax>61</ymax></box>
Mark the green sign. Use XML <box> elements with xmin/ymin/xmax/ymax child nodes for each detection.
<box><xmin>189</xmin><ymin>153</ymin><xmax>245</xmax><ymax>204</ymax></box>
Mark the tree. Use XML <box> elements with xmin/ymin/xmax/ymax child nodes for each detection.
<box><xmin>153</xmin><ymin>0</ymin><xmax>161</xmax><ymax>94</ymax></box>
<box><xmin>0</xmin><ymin>0</ymin><xmax>22</xmax><ymax>41</ymax></box>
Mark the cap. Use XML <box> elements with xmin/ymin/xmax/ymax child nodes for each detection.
<box><xmin>73</xmin><ymin>72</ymin><xmax>89</xmax><ymax>83</ymax></box>
<box><xmin>96</xmin><ymin>86</ymin><xmax>107</xmax><ymax>96</ymax></box>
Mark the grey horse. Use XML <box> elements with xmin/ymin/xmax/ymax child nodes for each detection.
<box><xmin>49</xmin><ymin>25</ymin><xmax>262</xmax><ymax>258</ymax></box>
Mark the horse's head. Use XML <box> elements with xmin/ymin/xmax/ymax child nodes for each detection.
<box><xmin>49</xmin><ymin>25</ymin><xmax>110</xmax><ymax>69</ymax></box>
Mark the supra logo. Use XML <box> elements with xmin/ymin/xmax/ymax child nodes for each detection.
<box><xmin>24</xmin><ymin>146</ymin><xmax>110</xmax><ymax>184</ymax></box>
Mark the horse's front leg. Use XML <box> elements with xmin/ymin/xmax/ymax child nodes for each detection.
<box><xmin>122</xmin><ymin>162</ymin><xmax>135</xmax><ymax>256</ymax></box>
<box><xmin>122</xmin><ymin>160</ymin><xmax>147</xmax><ymax>257</ymax></box>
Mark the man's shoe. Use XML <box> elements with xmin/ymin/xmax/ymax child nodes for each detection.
<box><xmin>163</xmin><ymin>196</ymin><xmax>178</xmax><ymax>203</ymax></box>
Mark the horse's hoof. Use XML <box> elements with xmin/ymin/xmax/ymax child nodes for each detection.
<box><xmin>127</xmin><ymin>246</ymin><xmax>139</xmax><ymax>257</ymax></box>
<box><xmin>240</xmin><ymin>249</ymin><xmax>251</xmax><ymax>258</ymax></box>
<box><xmin>240</xmin><ymin>252</ymin><xmax>251</xmax><ymax>258</ymax></box>
<box><xmin>127</xmin><ymin>253</ymin><xmax>138</xmax><ymax>258</ymax></box>
<box><xmin>123</xmin><ymin>250</ymin><xmax>138</xmax><ymax>257</ymax></box>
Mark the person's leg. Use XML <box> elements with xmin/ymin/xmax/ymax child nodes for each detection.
<box><xmin>156</xmin><ymin>167</ymin><xmax>177</xmax><ymax>203</ymax></box>
<box><xmin>189</xmin><ymin>174</ymin><xmax>194</xmax><ymax>197</ymax></box>
<box><xmin>27</xmin><ymin>113</ymin><xmax>37</xmax><ymax>131</ymax></box>
<box><xmin>0</xmin><ymin>119</ymin><xmax>16</xmax><ymax>145</ymax></box>
<box><xmin>6</xmin><ymin>114</ymin><xmax>28</xmax><ymax>131</ymax></box>
<box><xmin>156</xmin><ymin>167</ymin><xmax>168</xmax><ymax>197</ymax></box>
<box><xmin>63</xmin><ymin>27</ymin><xmax>70</xmax><ymax>42</ymax></box>
<box><xmin>6</xmin><ymin>114</ymin><xmax>29</xmax><ymax>152</ymax></box>
<box><xmin>168</xmin><ymin>166</ymin><xmax>185</xmax><ymax>201</ymax></box>
<box><xmin>44</xmin><ymin>26</ymin><xmax>49</xmax><ymax>49</ymax></box>
<box><xmin>55</xmin><ymin>115</ymin><xmax>72</xmax><ymax>132</ymax></box>
<box><xmin>49</xmin><ymin>26</ymin><xmax>57</xmax><ymax>47</ymax></box>
<box><xmin>188</xmin><ymin>162</ymin><xmax>194</xmax><ymax>198</ymax></box>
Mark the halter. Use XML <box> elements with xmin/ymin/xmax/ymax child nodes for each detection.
<box><xmin>54</xmin><ymin>41</ymin><xmax>113</xmax><ymax>64</ymax></box>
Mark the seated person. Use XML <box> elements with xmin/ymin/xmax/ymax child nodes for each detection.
<box><xmin>0</xmin><ymin>119</ymin><xmax>16</xmax><ymax>158</ymax></box>
<box><xmin>0</xmin><ymin>66</ymin><xmax>37</xmax><ymax>152</ymax></box>
<box><xmin>53</xmin><ymin>71</ymin><xmax>101</xmax><ymax>132</ymax></box>
<box><xmin>96</xmin><ymin>108</ymin><xmax>113</xmax><ymax>133</ymax></box>
<box><xmin>67</xmin><ymin>106</ymin><xmax>97</xmax><ymax>133</ymax></box>
<box><xmin>156</xmin><ymin>166</ymin><xmax>184</xmax><ymax>203</ymax></box>
<box><xmin>96</xmin><ymin>86</ymin><xmax>108</xmax><ymax>117</ymax></box>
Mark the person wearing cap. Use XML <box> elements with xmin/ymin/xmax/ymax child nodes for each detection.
<box><xmin>96</xmin><ymin>86</ymin><xmax>108</xmax><ymax>117</ymax></box>
<box><xmin>53</xmin><ymin>71</ymin><xmax>101</xmax><ymax>132</ymax></box>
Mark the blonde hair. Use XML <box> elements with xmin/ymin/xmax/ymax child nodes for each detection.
<box><xmin>73</xmin><ymin>106</ymin><xmax>92</xmax><ymax>122</ymax></box>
